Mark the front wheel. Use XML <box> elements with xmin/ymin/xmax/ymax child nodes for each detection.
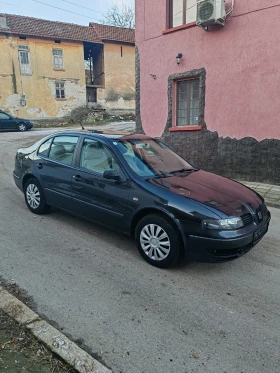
<box><xmin>24</xmin><ymin>178</ymin><xmax>49</xmax><ymax>214</ymax></box>
<box><xmin>18</xmin><ymin>123</ymin><xmax>27</xmax><ymax>132</ymax></box>
<box><xmin>135</xmin><ymin>214</ymin><xmax>181</xmax><ymax>268</ymax></box>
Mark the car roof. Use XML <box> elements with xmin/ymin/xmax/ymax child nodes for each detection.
<box><xmin>52</xmin><ymin>130</ymin><xmax>152</xmax><ymax>141</ymax></box>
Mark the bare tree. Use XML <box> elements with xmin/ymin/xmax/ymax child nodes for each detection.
<box><xmin>101</xmin><ymin>1</ymin><xmax>135</xmax><ymax>29</ymax></box>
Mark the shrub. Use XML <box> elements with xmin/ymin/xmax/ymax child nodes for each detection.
<box><xmin>122</xmin><ymin>92</ymin><xmax>135</xmax><ymax>101</ymax></box>
<box><xmin>106</xmin><ymin>88</ymin><xmax>120</xmax><ymax>101</ymax></box>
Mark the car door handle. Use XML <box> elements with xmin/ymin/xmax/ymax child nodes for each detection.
<box><xmin>37</xmin><ymin>163</ymin><xmax>43</xmax><ymax>169</ymax></box>
<box><xmin>73</xmin><ymin>175</ymin><xmax>83</xmax><ymax>182</ymax></box>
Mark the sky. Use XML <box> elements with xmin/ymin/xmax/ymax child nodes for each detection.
<box><xmin>0</xmin><ymin>0</ymin><xmax>134</xmax><ymax>25</ymax></box>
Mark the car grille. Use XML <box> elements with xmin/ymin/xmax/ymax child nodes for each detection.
<box><xmin>241</xmin><ymin>203</ymin><xmax>268</xmax><ymax>226</ymax></box>
<box><xmin>254</xmin><ymin>202</ymin><xmax>268</xmax><ymax>223</ymax></box>
<box><xmin>261</xmin><ymin>202</ymin><xmax>268</xmax><ymax>216</ymax></box>
<box><xmin>241</xmin><ymin>213</ymin><xmax>253</xmax><ymax>226</ymax></box>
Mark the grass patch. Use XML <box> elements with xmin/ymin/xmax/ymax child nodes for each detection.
<box><xmin>0</xmin><ymin>310</ymin><xmax>77</xmax><ymax>373</ymax></box>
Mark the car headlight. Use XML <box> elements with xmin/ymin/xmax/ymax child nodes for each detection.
<box><xmin>202</xmin><ymin>217</ymin><xmax>244</xmax><ymax>230</ymax></box>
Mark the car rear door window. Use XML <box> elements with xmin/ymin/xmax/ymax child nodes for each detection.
<box><xmin>38</xmin><ymin>138</ymin><xmax>53</xmax><ymax>157</ymax></box>
<box><xmin>80</xmin><ymin>138</ymin><xmax>120</xmax><ymax>175</ymax></box>
<box><xmin>48</xmin><ymin>136</ymin><xmax>79</xmax><ymax>165</ymax></box>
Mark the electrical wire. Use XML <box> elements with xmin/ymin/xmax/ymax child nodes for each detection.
<box><xmin>173</xmin><ymin>0</ymin><xmax>204</xmax><ymax>17</ymax></box>
<box><xmin>226</xmin><ymin>0</ymin><xmax>235</xmax><ymax>16</ymax></box>
<box><xmin>1</xmin><ymin>1</ymin><xmax>56</xmax><ymax>19</ymax></box>
<box><xmin>29</xmin><ymin>0</ymin><xmax>100</xmax><ymax>21</ymax></box>
<box><xmin>59</xmin><ymin>0</ymin><xmax>103</xmax><ymax>15</ymax></box>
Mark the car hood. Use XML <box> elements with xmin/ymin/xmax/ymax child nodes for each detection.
<box><xmin>149</xmin><ymin>170</ymin><xmax>263</xmax><ymax>217</ymax></box>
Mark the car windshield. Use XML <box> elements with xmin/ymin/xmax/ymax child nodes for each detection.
<box><xmin>114</xmin><ymin>138</ymin><xmax>195</xmax><ymax>177</ymax></box>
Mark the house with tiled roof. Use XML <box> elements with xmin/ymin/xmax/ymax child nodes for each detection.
<box><xmin>90</xmin><ymin>23</ymin><xmax>135</xmax><ymax>44</ymax></box>
<box><xmin>0</xmin><ymin>13</ymin><xmax>135</xmax><ymax>119</ymax></box>
<box><xmin>89</xmin><ymin>23</ymin><xmax>135</xmax><ymax>111</ymax></box>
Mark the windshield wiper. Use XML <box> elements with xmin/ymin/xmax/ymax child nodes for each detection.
<box><xmin>170</xmin><ymin>168</ymin><xmax>199</xmax><ymax>174</ymax></box>
<box><xmin>151</xmin><ymin>171</ymin><xmax>173</xmax><ymax>179</ymax></box>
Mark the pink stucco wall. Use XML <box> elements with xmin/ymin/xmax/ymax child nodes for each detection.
<box><xmin>136</xmin><ymin>0</ymin><xmax>280</xmax><ymax>140</ymax></box>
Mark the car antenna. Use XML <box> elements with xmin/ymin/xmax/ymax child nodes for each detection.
<box><xmin>91</xmin><ymin>130</ymin><xmax>104</xmax><ymax>134</ymax></box>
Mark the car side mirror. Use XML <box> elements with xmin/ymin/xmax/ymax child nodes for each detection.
<box><xmin>103</xmin><ymin>168</ymin><xmax>121</xmax><ymax>181</ymax></box>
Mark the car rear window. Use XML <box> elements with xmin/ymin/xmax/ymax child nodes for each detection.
<box><xmin>38</xmin><ymin>138</ymin><xmax>53</xmax><ymax>157</ymax></box>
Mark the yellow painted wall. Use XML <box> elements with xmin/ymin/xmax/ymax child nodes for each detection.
<box><xmin>0</xmin><ymin>34</ymin><xmax>86</xmax><ymax>118</ymax></box>
<box><xmin>97</xmin><ymin>42</ymin><xmax>135</xmax><ymax>110</ymax></box>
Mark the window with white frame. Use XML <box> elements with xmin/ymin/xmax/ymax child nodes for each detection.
<box><xmin>18</xmin><ymin>45</ymin><xmax>32</xmax><ymax>75</ymax></box>
<box><xmin>52</xmin><ymin>49</ymin><xmax>64</xmax><ymax>69</ymax></box>
<box><xmin>170</xmin><ymin>0</ymin><xmax>197</xmax><ymax>28</ymax></box>
<box><xmin>55</xmin><ymin>82</ymin><xmax>65</xmax><ymax>99</ymax></box>
<box><xmin>176</xmin><ymin>79</ymin><xmax>200</xmax><ymax>126</ymax></box>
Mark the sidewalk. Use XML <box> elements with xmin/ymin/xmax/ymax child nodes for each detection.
<box><xmin>238</xmin><ymin>181</ymin><xmax>280</xmax><ymax>208</ymax></box>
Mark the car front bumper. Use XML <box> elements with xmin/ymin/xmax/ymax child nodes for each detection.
<box><xmin>181</xmin><ymin>213</ymin><xmax>271</xmax><ymax>262</ymax></box>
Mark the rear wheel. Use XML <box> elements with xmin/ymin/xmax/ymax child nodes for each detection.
<box><xmin>18</xmin><ymin>123</ymin><xmax>27</xmax><ymax>132</ymax></box>
<box><xmin>135</xmin><ymin>214</ymin><xmax>181</xmax><ymax>268</ymax></box>
<box><xmin>24</xmin><ymin>178</ymin><xmax>49</xmax><ymax>214</ymax></box>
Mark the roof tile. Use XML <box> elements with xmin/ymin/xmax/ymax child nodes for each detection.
<box><xmin>90</xmin><ymin>23</ymin><xmax>135</xmax><ymax>43</ymax></box>
<box><xmin>0</xmin><ymin>14</ymin><xmax>102</xmax><ymax>43</ymax></box>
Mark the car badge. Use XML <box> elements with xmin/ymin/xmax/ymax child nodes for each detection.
<box><xmin>258</xmin><ymin>211</ymin><xmax>263</xmax><ymax>220</ymax></box>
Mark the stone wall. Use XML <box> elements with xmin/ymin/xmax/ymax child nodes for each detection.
<box><xmin>162</xmin><ymin>130</ymin><xmax>280</xmax><ymax>185</ymax></box>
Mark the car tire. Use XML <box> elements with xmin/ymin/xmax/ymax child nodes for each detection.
<box><xmin>17</xmin><ymin>123</ymin><xmax>28</xmax><ymax>132</ymax></box>
<box><xmin>135</xmin><ymin>214</ymin><xmax>181</xmax><ymax>268</ymax></box>
<box><xmin>24</xmin><ymin>178</ymin><xmax>49</xmax><ymax>214</ymax></box>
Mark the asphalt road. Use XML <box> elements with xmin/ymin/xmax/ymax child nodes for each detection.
<box><xmin>0</xmin><ymin>129</ymin><xmax>280</xmax><ymax>373</ymax></box>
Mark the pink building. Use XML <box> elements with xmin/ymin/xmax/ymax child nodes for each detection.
<box><xmin>135</xmin><ymin>0</ymin><xmax>280</xmax><ymax>184</ymax></box>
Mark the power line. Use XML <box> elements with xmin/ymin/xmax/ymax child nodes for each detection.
<box><xmin>1</xmin><ymin>1</ymin><xmax>56</xmax><ymax>19</ymax></box>
<box><xmin>59</xmin><ymin>0</ymin><xmax>103</xmax><ymax>15</ymax></box>
<box><xmin>174</xmin><ymin>0</ymin><xmax>203</xmax><ymax>17</ymax></box>
<box><xmin>29</xmin><ymin>0</ymin><xmax>100</xmax><ymax>21</ymax></box>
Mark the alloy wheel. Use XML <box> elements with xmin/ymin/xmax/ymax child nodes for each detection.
<box><xmin>18</xmin><ymin>123</ymin><xmax>27</xmax><ymax>131</ymax></box>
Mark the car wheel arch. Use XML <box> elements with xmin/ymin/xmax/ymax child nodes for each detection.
<box><xmin>131</xmin><ymin>208</ymin><xmax>184</xmax><ymax>242</ymax></box>
<box><xmin>22</xmin><ymin>173</ymin><xmax>38</xmax><ymax>189</ymax></box>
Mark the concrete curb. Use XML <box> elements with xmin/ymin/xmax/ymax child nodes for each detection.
<box><xmin>0</xmin><ymin>286</ymin><xmax>112</xmax><ymax>373</ymax></box>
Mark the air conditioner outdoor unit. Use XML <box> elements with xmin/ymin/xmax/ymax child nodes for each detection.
<box><xmin>196</xmin><ymin>0</ymin><xmax>226</xmax><ymax>28</ymax></box>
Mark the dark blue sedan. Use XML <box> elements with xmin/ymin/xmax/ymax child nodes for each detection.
<box><xmin>0</xmin><ymin>111</ymin><xmax>33</xmax><ymax>131</ymax></box>
<box><xmin>13</xmin><ymin>131</ymin><xmax>270</xmax><ymax>267</ymax></box>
